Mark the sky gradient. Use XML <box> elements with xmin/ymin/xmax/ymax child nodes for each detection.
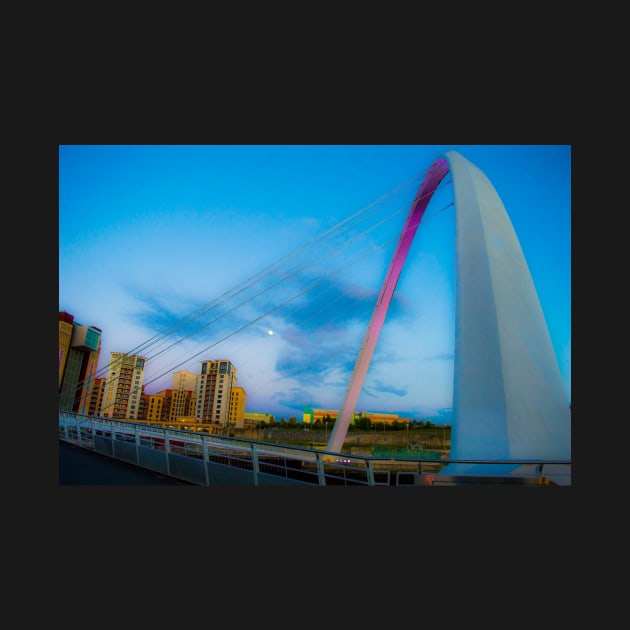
<box><xmin>59</xmin><ymin>145</ymin><xmax>571</xmax><ymax>421</ymax></box>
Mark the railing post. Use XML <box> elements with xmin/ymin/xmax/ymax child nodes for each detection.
<box><xmin>111</xmin><ymin>420</ymin><xmax>117</xmax><ymax>459</ymax></box>
<box><xmin>164</xmin><ymin>429</ymin><xmax>171</xmax><ymax>476</ymax></box>
<box><xmin>77</xmin><ymin>416</ymin><xmax>83</xmax><ymax>447</ymax></box>
<box><xmin>315</xmin><ymin>453</ymin><xmax>326</xmax><ymax>486</ymax></box>
<box><xmin>251</xmin><ymin>443</ymin><xmax>259</xmax><ymax>486</ymax></box>
<box><xmin>134</xmin><ymin>423</ymin><xmax>140</xmax><ymax>465</ymax></box>
<box><xmin>202</xmin><ymin>435</ymin><xmax>210</xmax><ymax>486</ymax></box>
<box><xmin>366</xmin><ymin>459</ymin><xmax>375</xmax><ymax>486</ymax></box>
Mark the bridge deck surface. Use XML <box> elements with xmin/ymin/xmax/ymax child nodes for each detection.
<box><xmin>58</xmin><ymin>441</ymin><xmax>195</xmax><ymax>485</ymax></box>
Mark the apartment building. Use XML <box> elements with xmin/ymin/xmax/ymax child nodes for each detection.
<box><xmin>230</xmin><ymin>385</ymin><xmax>247</xmax><ymax>428</ymax></box>
<box><xmin>86</xmin><ymin>377</ymin><xmax>106</xmax><ymax>416</ymax></box>
<box><xmin>196</xmin><ymin>359</ymin><xmax>238</xmax><ymax>427</ymax></box>
<box><xmin>101</xmin><ymin>352</ymin><xmax>146</xmax><ymax>420</ymax></box>
<box><xmin>170</xmin><ymin>370</ymin><xmax>198</xmax><ymax>422</ymax></box>
<box><xmin>58</xmin><ymin>311</ymin><xmax>102</xmax><ymax>414</ymax></box>
<box><xmin>143</xmin><ymin>391</ymin><xmax>170</xmax><ymax>423</ymax></box>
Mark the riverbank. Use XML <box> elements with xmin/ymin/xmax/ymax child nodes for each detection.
<box><xmin>231</xmin><ymin>426</ymin><xmax>450</xmax><ymax>455</ymax></box>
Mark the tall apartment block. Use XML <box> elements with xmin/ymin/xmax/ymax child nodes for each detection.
<box><xmin>230</xmin><ymin>386</ymin><xmax>247</xmax><ymax>428</ymax></box>
<box><xmin>101</xmin><ymin>351</ymin><xmax>146</xmax><ymax>420</ymax></box>
<box><xmin>58</xmin><ymin>311</ymin><xmax>102</xmax><ymax>414</ymax></box>
<box><xmin>87</xmin><ymin>377</ymin><xmax>106</xmax><ymax>416</ymax></box>
<box><xmin>170</xmin><ymin>370</ymin><xmax>198</xmax><ymax>422</ymax></box>
<box><xmin>143</xmin><ymin>391</ymin><xmax>171</xmax><ymax>423</ymax></box>
<box><xmin>196</xmin><ymin>360</ymin><xmax>238</xmax><ymax>427</ymax></box>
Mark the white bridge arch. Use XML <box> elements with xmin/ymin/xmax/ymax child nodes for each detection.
<box><xmin>326</xmin><ymin>151</ymin><xmax>570</xmax><ymax>471</ymax></box>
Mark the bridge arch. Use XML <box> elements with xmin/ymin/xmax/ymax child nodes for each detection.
<box><xmin>326</xmin><ymin>151</ymin><xmax>571</xmax><ymax>468</ymax></box>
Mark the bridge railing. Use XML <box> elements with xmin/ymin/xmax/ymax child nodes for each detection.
<box><xmin>58</xmin><ymin>411</ymin><xmax>570</xmax><ymax>486</ymax></box>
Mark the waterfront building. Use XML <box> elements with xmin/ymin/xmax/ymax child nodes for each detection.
<box><xmin>101</xmin><ymin>351</ymin><xmax>146</xmax><ymax>420</ymax></box>
<box><xmin>143</xmin><ymin>390</ymin><xmax>170</xmax><ymax>423</ymax></box>
<box><xmin>58</xmin><ymin>311</ymin><xmax>102</xmax><ymax>415</ymax></box>
<box><xmin>87</xmin><ymin>377</ymin><xmax>106</xmax><ymax>416</ymax></box>
<box><xmin>196</xmin><ymin>359</ymin><xmax>237</xmax><ymax>428</ymax></box>
<box><xmin>170</xmin><ymin>370</ymin><xmax>198</xmax><ymax>422</ymax></box>
<box><xmin>230</xmin><ymin>386</ymin><xmax>247</xmax><ymax>428</ymax></box>
<box><xmin>302</xmin><ymin>406</ymin><xmax>409</xmax><ymax>426</ymax></box>
<box><xmin>243</xmin><ymin>411</ymin><xmax>274</xmax><ymax>428</ymax></box>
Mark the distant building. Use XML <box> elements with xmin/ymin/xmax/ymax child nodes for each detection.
<box><xmin>58</xmin><ymin>311</ymin><xmax>102</xmax><ymax>414</ymax></box>
<box><xmin>302</xmin><ymin>407</ymin><xmax>340</xmax><ymax>424</ymax></box>
<box><xmin>302</xmin><ymin>406</ymin><xmax>409</xmax><ymax>426</ymax></box>
<box><xmin>137</xmin><ymin>386</ymin><xmax>148</xmax><ymax>420</ymax></box>
<box><xmin>101</xmin><ymin>352</ymin><xmax>146</xmax><ymax>420</ymax></box>
<box><xmin>87</xmin><ymin>377</ymin><xmax>106</xmax><ymax>416</ymax></box>
<box><xmin>172</xmin><ymin>369</ymin><xmax>198</xmax><ymax>392</ymax></box>
<box><xmin>134</xmin><ymin>371</ymin><xmax>198</xmax><ymax>424</ymax></box>
<box><xmin>170</xmin><ymin>370</ymin><xmax>198</xmax><ymax>421</ymax></box>
<box><xmin>196</xmin><ymin>359</ymin><xmax>237</xmax><ymax>427</ymax></box>
<box><xmin>143</xmin><ymin>390</ymin><xmax>172</xmax><ymax>423</ymax></box>
<box><xmin>230</xmin><ymin>386</ymin><xmax>247</xmax><ymax>428</ymax></box>
<box><xmin>358</xmin><ymin>411</ymin><xmax>409</xmax><ymax>426</ymax></box>
<box><xmin>243</xmin><ymin>411</ymin><xmax>274</xmax><ymax>428</ymax></box>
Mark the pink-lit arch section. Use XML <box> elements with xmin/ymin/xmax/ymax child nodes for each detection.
<box><xmin>326</xmin><ymin>157</ymin><xmax>450</xmax><ymax>454</ymax></box>
<box><xmin>326</xmin><ymin>150</ymin><xmax>571</xmax><ymax>467</ymax></box>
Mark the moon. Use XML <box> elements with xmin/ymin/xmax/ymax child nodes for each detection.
<box><xmin>267</xmin><ymin>330</ymin><xmax>274</xmax><ymax>336</ymax></box>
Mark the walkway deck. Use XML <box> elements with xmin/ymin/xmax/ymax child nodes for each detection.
<box><xmin>58</xmin><ymin>441</ymin><xmax>195</xmax><ymax>485</ymax></box>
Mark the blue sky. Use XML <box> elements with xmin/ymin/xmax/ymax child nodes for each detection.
<box><xmin>59</xmin><ymin>145</ymin><xmax>571</xmax><ymax>421</ymax></box>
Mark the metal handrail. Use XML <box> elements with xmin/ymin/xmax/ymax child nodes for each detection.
<box><xmin>59</xmin><ymin>411</ymin><xmax>571</xmax><ymax>486</ymax></box>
